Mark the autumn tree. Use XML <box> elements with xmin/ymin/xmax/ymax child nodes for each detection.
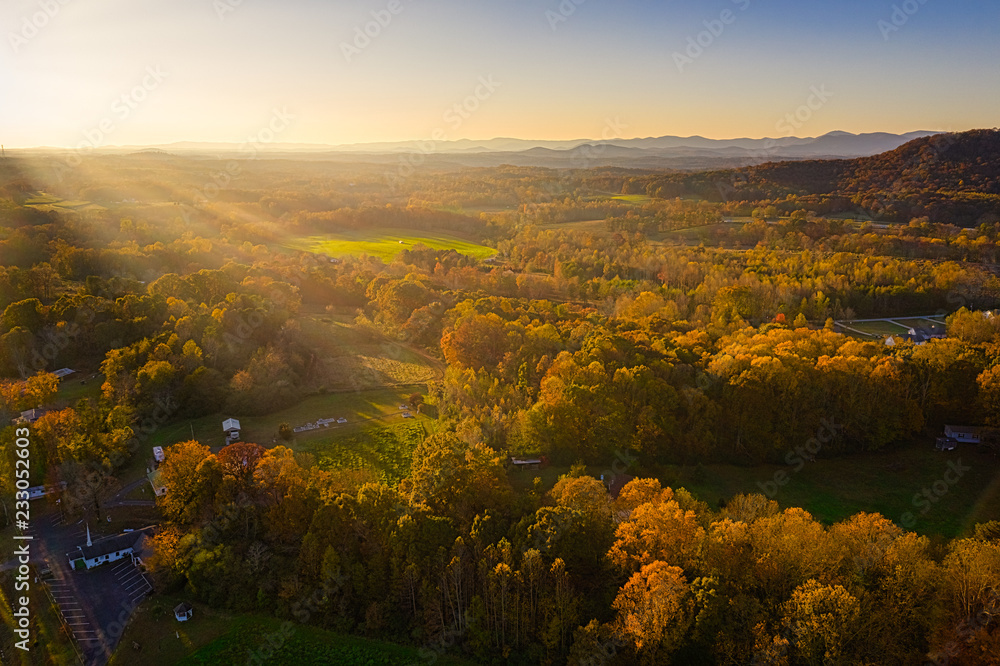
<box><xmin>158</xmin><ymin>440</ymin><xmax>221</xmax><ymax>523</ymax></box>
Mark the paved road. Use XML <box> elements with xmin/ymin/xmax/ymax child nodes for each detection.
<box><xmin>107</xmin><ymin>478</ymin><xmax>156</xmax><ymax>508</ymax></box>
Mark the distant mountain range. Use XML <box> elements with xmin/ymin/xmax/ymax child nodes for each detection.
<box><xmin>17</xmin><ymin>131</ymin><xmax>943</xmax><ymax>171</ymax></box>
<box><xmin>646</xmin><ymin>129</ymin><xmax>1000</xmax><ymax>224</ymax></box>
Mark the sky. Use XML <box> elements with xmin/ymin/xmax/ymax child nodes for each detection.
<box><xmin>1</xmin><ymin>0</ymin><xmax>998</xmax><ymax>148</ymax></box>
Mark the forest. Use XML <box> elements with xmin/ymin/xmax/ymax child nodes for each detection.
<box><xmin>1</xmin><ymin>130</ymin><xmax>1000</xmax><ymax>664</ymax></box>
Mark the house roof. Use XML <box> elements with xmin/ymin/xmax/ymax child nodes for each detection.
<box><xmin>945</xmin><ymin>425</ymin><xmax>982</xmax><ymax>435</ymax></box>
<box><xmin>148</xmin><ymin>469</ymin><xmax>166</xmax><ymax>490</ymax></box>
<box><xmin>53</xmin><ymin>368</ymin><xmax>75</xmax><ymax>378</ymax></box>
<box><xmin>80</xmin><ymin>532</ymin><xmax>142</xmax><ymax>560</ymax></box>
<box><xmin>222</xmin><ymin>418</ymin><xmax>241</xmax><ymax>431</ymax></box>
<box><xmin>174</xmin><ymin>602</ymin><xmax>193</xmax><ymax>614</ymax></box>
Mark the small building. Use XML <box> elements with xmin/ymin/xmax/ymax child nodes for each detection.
<box><xmin>223</xmin><ymin>418</ymin><xmax>241</xmax><ymax>444</ymax></box>
<box><xmin>15</xmin><ymin>408</ymin><xmax>46</xmax><ymax>424</ymax></box>
<box><xmin>945</xmin><ymin>425</ymin><xmax>982</xmax><ymax>444</ymax></box>
<box><xmin>52</xmin><ymin>368</ymin><xmax>76</xmax><ymax>379</ymax></box>
<box><xmin>510</xmin><ymin>457</ymin><xmax>542</xmax><ymax>470</ymax></box>
<box><xmin>69</xmin><ymin>528</ymin><xmax>143</xmax><ymax>571</ymax></box>
<box><xmin>148</xmin><ymin>469</ymin><xmax>167</xmax><ymax>497</ymax></box>
<box><xmin>152</xmin><ymin>446</ymin><xmax>165</xmax><ymax>464</ymax></box>
<box><xmin>935</xmin><ymin>437</ymin><xmax>958</xmax><ymax>452</ymax></box>
<box><xmin>174</xmin><ymin>602</ymin><xmax>194</xmax><ymax>622</ymax></box>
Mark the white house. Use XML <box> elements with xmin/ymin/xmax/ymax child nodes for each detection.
<box><xmin>223</xmin><ymin>418</ymin><xmax>241</xmax><ymax>444</ymax></box>
<box><xmin>944</xmin><ymin>425</ymin><xmax>982</xmax><ymax>444</ymax></box>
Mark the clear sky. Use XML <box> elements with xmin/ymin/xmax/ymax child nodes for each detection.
<box><xmin>2</xmin><ymin>0</ymin><xmax>998</xmax><ymax>148</ymax></box>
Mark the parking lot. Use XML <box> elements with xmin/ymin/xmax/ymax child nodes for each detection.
<box><xmin>28</xmin><ymin>509</ymin><xmax>155</xmax><ymax>665</ymax></box>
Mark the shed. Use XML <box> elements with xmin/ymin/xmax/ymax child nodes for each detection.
<box><xmin>16</xmin><ymin>408</ymin><xmax>45</xmax><ymax>424</ymax></box>
<box><xmin>52</xmin><ymin>368</ymin><xmax>76</xmax><ymax>379</ymax></box>
<box><xmin>174</xmin><ymin>602</ymin><xmax>194</xmax><ymax>622</ymax></box>
<box><xmin>935</xmin><ymin>437</ymin><xmax>958</xmax><ymax>452</ymax></box>
<box><xmin>148</xmin><ymin>469</ymin><xmax>167</xmax><ymax>497</ymax></box>
<box><xmin>223</xmin><ymin>418</ymin><xmax>241</xmax><ymax>443</ymax></box>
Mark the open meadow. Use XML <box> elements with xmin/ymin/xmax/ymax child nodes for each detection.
<box><xmin>110</xmin><ymin>594</ymin><xmax>474</xmax><ymax>666</ymax></box>
<box><xmin>286</xmin><ymin>229</ymin><xmax>496</xmax><ymax>262</ymax></box>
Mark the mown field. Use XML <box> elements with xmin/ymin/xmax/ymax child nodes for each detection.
<box><xmin>287</xmin><ymin>229</ymin><xmax>496</xmax><ymax>262</ymax></box>
<box><xmin>111</xmin><ymin>594</ymin><xmax>473</xmax><ymax>666</ymax></box>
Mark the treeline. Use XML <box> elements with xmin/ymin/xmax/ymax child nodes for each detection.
<box><xmin>436</xmin><ymin>299</ymin><xmax>1000</xmax><ymax>465</ymax></box>
<box><xmin>150</xmin><ymin>436</ymin><xmax>1000</xmax><ymax>664</ymax></box>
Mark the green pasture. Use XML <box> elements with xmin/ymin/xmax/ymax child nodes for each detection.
<box><xmin>669</xmin><ymin>442</ymin><xmax>1000</xmax><ymax>540</ymax></box>
<box><xmin>287</xmin><ymin>229</ymin><xmax>496</xmax><ymax>262</ymax></box>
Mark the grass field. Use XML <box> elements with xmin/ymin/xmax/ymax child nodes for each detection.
<box><xmin>667</xmin><ymin>442</ymin><xmax>1000</xmax><ymax>539</ymax></box>
<box><xmin>839</xmin><ymin>320</ymin><xmax>909</xmax><ymax>336</ymax></box>
<box><xmin>300</xmin><ymin>422</ymin><xmax>429</xmax><ymax>484</ymax></box>
<box><xmin>53</xmin><ymin>373</ymin><xmax>103</xmax><ymax>407</ymax></box>
<box><xmin>297</xmin><ymin>314</ymin><xmax>439</xmax><ymax>391</ymax></box>
<box><xmin>610</xmin><ymin>194</ymin><xmax>652</xmax><ymax>204</ymax></box>
<box><xmin>287</xmin><ymin>229</ymin><xmax>496</xmax><ymax>262</ymax></box>
<box><xmin>509</xmin><ymin>442</ymin><xmax>1000</xmax><ymax>540</ymax></box>
<box><xmin>110</xmin><ymin>594</ymin><xmax>473</xmax><ymax>666</ymax></box>
<box><xmin>24</xmin><ymin>192</ymin><xmax>104</xmax><ymax>214</ymax></box>
<box><xmin>144</xmin><ymin>386</ymin><xmax>433</xmax><ymax>452</ymax></box>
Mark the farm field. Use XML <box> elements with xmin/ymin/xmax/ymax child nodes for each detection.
<box><xmin>297</xmin><ymin>313</ymin><xmax>440</xmax><ymax>391</ymax></box>
<box><xmin>286</xmin><ymin>228</ymin><xmax>496</xmax><ymax>262</ymax></box>
<box><xmin>610</xmin><ymin>194</ymin><xmax>652</xmax><ymax>204</ymax></box>
<box><xmin>670</xmin><ymin>442</ymin><xmax>1000</xmax><ymax>540</ymax></box>
<box><xmin>24</xmin><ymin>191</ymin><xmax>105</xmax><ymax>213</ymax></box>
<box><xmin>110</xmin><ymin>595</ymin><xmax>473</xmax><ymax>666</ymax></box>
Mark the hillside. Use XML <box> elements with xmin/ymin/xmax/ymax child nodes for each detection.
<box><xmin>632</xmin><ymin>129</ymin><xmax>1000</xmax><ymax>225</ymax></box>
